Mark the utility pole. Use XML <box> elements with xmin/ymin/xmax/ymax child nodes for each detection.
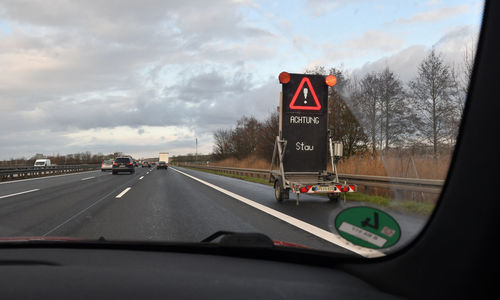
<box><xmin>195</xmin><ymin>138</ymin><xmax>198</xmax><ymax>162</ymax></box>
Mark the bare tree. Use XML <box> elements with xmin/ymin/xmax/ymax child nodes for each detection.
<box><xmin>213</xmin><ymin>129</ymin><xmax>234</xmax><ymax>160</ymax></box>
<box><xmin>354</xmin><ymin>72</ymin><xmax>381</xmax><ymax>153</ymax></box>
<box><xmin>256</xmin><ymin>112</ymin><xmax>279</xmax><ymax>161</ymax></box>
<box><xmin>328</xmin><ymin>69</ymin><xmax>368</xmax><ymax>156</ymax></box>
<box><xmin>307</xmin><ymin>66</ymin><xmax>368</xmax><ymax>156</ymax></box>
<box><xmin>409</xmin><ymin>50</ymin><xmax>457</xmax><ymax>158</ymax></box>
<box><xmin>378</xmin><ymin>68</ymin><xmax>415</xmax><ymax>150</ymax></box>
<box><xmin>232</xmin><ymin>116</ymin><xmax>260</xmax><ymax>160</ymax></box>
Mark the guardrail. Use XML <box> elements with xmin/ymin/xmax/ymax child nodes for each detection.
<box><xmin>175</xmin><ymin>163</ymin><xmax>444</xmax><ymax>194</ymax></box>
<box><xmin>0</xmin><ymin>165</ymin><xmax>100</xmax><ymax>181</ymax></box>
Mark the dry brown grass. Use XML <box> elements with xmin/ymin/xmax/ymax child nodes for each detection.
<box><xmin>210</xmin><ymin>153</ymin><xmax>452</xmax><ymax>180</ymax></box>
<box><xmin>336</xmin><ymin>153</ymin><xmax>452</xmax><ymax>179</ymax></box>
<box><xmin>210</xmin><ymin>155</ymin><xmax>270</xmax><ymax>170</ymax></box>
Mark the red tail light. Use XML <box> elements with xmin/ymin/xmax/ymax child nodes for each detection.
<box><xmin>113</xmin><ymin>162</ymin><xmax>117</xmax><ymax>166</ymax></box>
<box><xmin>128</xmin><ymin>162</ymin><xmax>133</xmax><ymax>165</ymax></box>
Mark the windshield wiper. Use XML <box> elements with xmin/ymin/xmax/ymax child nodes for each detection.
<box><xmin>201</xmin><ymin>231</ymin><xmax>274</xmax><ymax>248</ymax></box>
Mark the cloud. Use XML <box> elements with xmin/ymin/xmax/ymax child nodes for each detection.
<box><xmin>0</xmin><ymin>1</ymin><xmax>482</xmax><ymax>160</ymax></box>
<box><xmin>352</xmin><ymin>25</ymin><xmax>479</xmax><ymax>82</ymax></box>
<box><xmin>302</xmin><ymin>0</ymin><xmax>366</xmax><ymax>16</ymax></box>
<box><xmin>352</xmin><ymin>45</ymin><xmax>428</xmax><ymax>82</ymax></box>
<box><xmin>317</xmin><ymin>30</ymin><xmax>404</xmax><ymax>65</ymax></box>
<box><xmin>344</xmin><ymin>30</ymin><xmax>404</xmax><ymax>52</ymax></box>
<box><xmin>396</xmin><ymin>4</ymin><xmax>469</xmax><ymax>24</ymax></box>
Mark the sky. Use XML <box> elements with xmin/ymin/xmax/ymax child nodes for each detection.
<box><xmin>0</xmin><ymin>0</ymin><xmax>484</xmax><ymax>160</ymax></box>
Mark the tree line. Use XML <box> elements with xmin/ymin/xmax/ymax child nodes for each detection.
<box><xmin>213</xmin><ymin>49</ymin><xmax>474</xmax><ymax>161</ymax></box>
<box><xmin>0</xmin><ymin>152</ymin><xmax>123</xmax><ymax>166</ymax></box>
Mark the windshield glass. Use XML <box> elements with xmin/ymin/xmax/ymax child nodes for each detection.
<box><xmin>115</xmin><ymin>158</ymin><xmax>130</xmax><ymax>163</ymax></box>
<box><xmin>0</xmin><ymin>0</ymin><xmax>483</xmax><ymax>257</ymax></box>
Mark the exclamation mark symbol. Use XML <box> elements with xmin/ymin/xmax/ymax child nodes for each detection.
<box><xmin>303</xmin><ymin>88</ymin><xmax>308</xmax><ymax>104</ymax></box>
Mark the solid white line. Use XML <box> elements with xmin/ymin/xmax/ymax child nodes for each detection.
<box><xmin>139</xmin><ymin>176</ymin><xmax>144</xmax><ymax>180</ymax></box>
<box><xmin>81</xmin><ymin>176</ymin><xmax>95</xmax><ymax>181</ymax></box>
<box><xmin>115</xmin><ymin>187</ymin><xmax>131</xmax><ymax>198</ymax></box>
<box><xmin>0</xmin><ymin>189</ymin><xmax>40</xmax><ymax>199</ymax></box>
<box><xmin>146</xmin><ymin>172</ymin><xmax>149</xmax><ymax>175</ymax></box>
<box><xmin>171</xmin><ymin>167</ymin><xmax>385</xmax><ymax>258</ymax></box>
<box><xmin>0</xmin><ymin>170</ymin><xmax>100</xmax><ymax>185</ymax></box>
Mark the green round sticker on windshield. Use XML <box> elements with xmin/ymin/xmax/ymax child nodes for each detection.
<box><xmin>335</xmin><ymin>206</ymin><xmax>401</xmax><ymax>249</ymax></box>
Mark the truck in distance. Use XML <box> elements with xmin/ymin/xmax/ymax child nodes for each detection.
<box><xmin>158</xmin><ymin>152</ymin><xmax>169</xmax><ymax>169</ymax></box>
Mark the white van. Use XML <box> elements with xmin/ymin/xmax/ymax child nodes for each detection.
<box><xmin>34</xmin><ymin>159</ymin><xmax>51</xmax><ymax>167</ymax></box>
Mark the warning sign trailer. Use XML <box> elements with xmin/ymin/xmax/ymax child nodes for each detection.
<box><xmin>269</xmin><ymin>72</ymin><xmax>356</xmax><ymax>204</ymax></box>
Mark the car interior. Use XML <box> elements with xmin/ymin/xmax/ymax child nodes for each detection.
<box><xmin>1</xmin><ymin>1</ymin><xmax>498</xmax><ymax>299</ymax></box>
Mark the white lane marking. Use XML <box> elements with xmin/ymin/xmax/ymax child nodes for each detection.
<box><xmin>171</xmin><ymin>167</ymin><xmax>385</xmax><ymax>258</ymax></box>
<box><xmin>115</xmin><ymin>187</ymin><xmax>131</xmax><ymax>198</ymax></box>
<box><xmin>139</xmin><ymin>176</ymin><xmax>144</xmax><ymax>180</ymax></box>
<box><xmin>0</xmin><ymin>188</ymin><xmax>40</xmax><ymax>199</ymax></box>
<box><xmin>0</xmin><ymin>170</ymin><xmax>100</xmax><ymax>185</ymax></box>
<box><xmin>146</xmin><ymin>172</ymin><xmax>149</xmax><ymax>175</ymax></box>
<box><xmin>81</xmin><ymin>176</ymin><xmax>95</xmax><ymax>181</ymax></box>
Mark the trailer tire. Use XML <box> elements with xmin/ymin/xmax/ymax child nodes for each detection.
<box><xmin>328</xmin><ymin>193</ymin><xmax>340</xmax><ymax>203</ymax></box>
<box><xmin>274</xmin><ymin>180</ymin><xmax>287</xmax><ymax>203</ymax></box>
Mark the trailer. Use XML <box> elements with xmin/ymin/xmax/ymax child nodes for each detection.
<box><xmin>269</xmin><ymin>72</ymin><xmax>356</xmax><ymax>205</ymax></box>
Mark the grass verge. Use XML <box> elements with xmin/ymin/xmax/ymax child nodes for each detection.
<box><xmin>178</xmin><ymin>165</ymin><xmax>434</xmax><ymax>216</ymax></box>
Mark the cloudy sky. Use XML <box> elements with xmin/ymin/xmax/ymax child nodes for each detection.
<box><xmin>0</xmin><ymin>0</ymin><xmax>483</xmax><ymax>160</ymax></box>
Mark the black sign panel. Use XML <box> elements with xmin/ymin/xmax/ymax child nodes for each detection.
<box><xmin>281</xmin><ymin>73</ymin><xmax>328</xmax><ymax>172</ymax></box>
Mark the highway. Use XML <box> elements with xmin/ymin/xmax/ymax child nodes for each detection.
<box><xmin>0</xmin><ymin>166</ymin><xmax>426</xmax><ymax>257</ymax></box>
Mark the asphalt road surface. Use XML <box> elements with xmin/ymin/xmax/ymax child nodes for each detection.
<box><xmin>0</xmin><ymin>166</ymin><xmax>427</xmax><ymax>257</ymax></box>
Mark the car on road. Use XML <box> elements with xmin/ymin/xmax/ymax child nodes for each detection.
<box><xmin>34</xmin><ymin>159</ymin><xmax>51</xmax><ymax>167</ymax></box>
<box><xmin>141</xmin><ymin>161</ymin><xmax>151</xmax><ymax>168</ymax></box>
<box><xmin>101</xmin><ymin>159</ymin><xmax>113</xmax><ymax>171</ymax></box>
<box><xmin>157</xmin><ymin>161</ymin><xmax>168</xmax><ymax>169</ymax></box>
<box><xmin>112</xmin><ymin>157</ymin><xmax>135</xmax><ymax>174</ymax></box>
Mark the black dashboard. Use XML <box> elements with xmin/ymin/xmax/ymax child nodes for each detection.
<box><xmin>1</xmin><ymin>246</ymin><xmax>398</xmax><ymax>299</ymax></box>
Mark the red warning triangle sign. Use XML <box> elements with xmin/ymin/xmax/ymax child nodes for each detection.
<box><xmin>289</xmin><ymin>77</ymin><xmax>321</xmax><ymax>110</ymax></box>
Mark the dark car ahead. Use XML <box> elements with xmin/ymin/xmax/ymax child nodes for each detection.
<box><xmin>142</xmin><ymin>161</ymin><xmax>151</xmax><ymax>168</ymax></box>
<box><xmin>157</xmin><ymin>161</ymin><xmax>168</xmax><ymax>169</ymax></box>
<box><xmin>112</xmin><ymin>157</ymin><xmax>135</xmax><ymax>174</ymax></box>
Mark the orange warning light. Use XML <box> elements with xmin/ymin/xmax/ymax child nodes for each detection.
<box><xmin>325</xmin><ymin>75</ymin><xmax>337</xmax><ymax>86</ymax></box>
<box><xmin>279</xmin><ymin>72</ymin><xmax>291</xmax><ymax>84</ymax></box>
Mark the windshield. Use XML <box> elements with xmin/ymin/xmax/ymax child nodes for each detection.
<box><xmin>115</xmin><ymin>158</ymin><xmax>131</xmax><ymax>163</ymax></box>
<box><xmin>34</xmin><ymin>162</ymin><xmax>45</xmax><ymax>166</ymax></box>
<box><xmin>0</xmin><ymin>1</ymin><xmax>483</xmax><ymax>257</ymax></box>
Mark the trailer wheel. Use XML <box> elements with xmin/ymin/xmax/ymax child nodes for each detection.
<box><xmin>328</xmin><ymin>193</ymin><xmax>340</xmax><ymax>203</ymax></box>
<box><xmin>274</xmin><ymin>180</ymin><xmax>287</xmax><ymax>203</ymax></box>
